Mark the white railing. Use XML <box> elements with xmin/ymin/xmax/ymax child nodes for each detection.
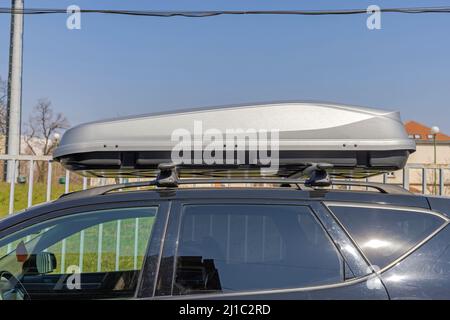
<box><xmin>399</xmin><ymin>164</ymin><xmax>449</xmax><ymax>196</ymax></box>
<box><xmin>0</xmin><ymin>155</ymin><xmax>91</xmax><ymax>214</ymax></box>
<box><xmin>0</xmin><ymin>155</ymin><xmax>449</xmax><ymax>274</ymax></box>
<box><xmin>1</xmin><ymin>156</ymin><xmax>449</xmax><ymax>215</ymax></box>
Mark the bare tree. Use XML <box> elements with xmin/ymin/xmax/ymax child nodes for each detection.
<box><xmin>0</xmin><ymin>76</ymin><xmax>7</xmax><ymax>136</ymax></box>
<box><xmin>24</xmin><ymin>98</ymin><xmax>70</xmax><ymax>181</ymax></box>
<box><xmin>24</xmin><ymin>98</ymin><xmax>69</xmax><ymax>156</ymax></box>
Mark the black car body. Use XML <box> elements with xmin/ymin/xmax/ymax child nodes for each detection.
<box><xmin>0</xmin><ymin>186</ymin><xmax>449</xmax><ymax>300</ymax></box>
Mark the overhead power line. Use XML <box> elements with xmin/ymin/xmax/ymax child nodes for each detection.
<box><xmin>1</xmin><ymin>6</ymin><xmax>450</xmax><ymax>17</ymax></box>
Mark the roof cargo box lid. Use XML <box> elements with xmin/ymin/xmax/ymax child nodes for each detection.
<box><xmin>53</xmin><ymin>101</ymin><xmax>416</xmax><ymax>178</ymax></box>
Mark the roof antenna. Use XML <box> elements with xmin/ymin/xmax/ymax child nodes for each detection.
<box><xmin>156</xmin><ymin>163</ymin><xmax>179</xmax><ymax>187</ymax></box>
<box><xmin>304</xmin><ymin>163</ymin><xmax>333</xmax><ymax>187</ymax></box>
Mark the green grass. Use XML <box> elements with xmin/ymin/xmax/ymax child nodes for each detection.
<box><xmin>0</xmin><ymin>182</ymin><xmax>83</xmax><ymax>218</ymax></box>
<box><xmin>48</xmin><ymin>217</ymin><xmax>155</xmax><ymax>273</ymax></box>
<box><xmin>0</xmin><ymin>183</ymin><xmax>156</xmax><ymax>272</ymax></box>
<box><xmin>0</xmin><ymin>216</ymin><xmax>155</xmax><ymax>273</ymax></box>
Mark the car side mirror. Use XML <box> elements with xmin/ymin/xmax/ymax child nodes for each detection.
<box><xmin>23</xmin><ymin>252</ymin><xmax>57</xmax><ymax>275</ymax></box>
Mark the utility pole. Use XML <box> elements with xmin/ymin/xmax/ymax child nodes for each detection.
<box><xmin>5</xmin><ymin>0</ymin><xmax>24</xmax><ymax>183</ymax></box>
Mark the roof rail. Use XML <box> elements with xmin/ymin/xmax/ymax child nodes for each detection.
<box><xmin>330</xmin><ymin>181</ymin><xmax>411</xmax><ymax>195</ymax></box>
<box><xmin>58</xmin><ymin>175</ymin><xmax>412</xmax><ymax>201</ymax></box>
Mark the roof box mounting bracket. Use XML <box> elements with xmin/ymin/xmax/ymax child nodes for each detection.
<box><xmin>304</xmin><ymin>163</ymin><xmax>333</xmax><ymax>187</ymax></box>
<box><xmin>156</xmin><ymin>163</ymin><xmax>179</xmax><ymax>187</ymax></box>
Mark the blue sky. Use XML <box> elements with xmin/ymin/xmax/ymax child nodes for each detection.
<box><xmin>0</xmin><ymin>0</ymin><xmax>450</xmax><ymax>132</ymax></box>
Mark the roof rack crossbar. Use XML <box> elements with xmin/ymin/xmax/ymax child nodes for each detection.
<box><xmin>58</xmin><ymin>177</ymin><xmax>412</xmax><ymax>201</ymax></box>
<box><xmin>57</xmin><ymin>162</ymin><xmax>412</xmax><ymax>200</ymax></box>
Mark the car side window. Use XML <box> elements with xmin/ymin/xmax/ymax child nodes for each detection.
<box><xmin>329</xmin><ymin>205</ymin><xmax>446</xmax><ymax>268</ymax></box>
<box><xmin>173</xmin><ymin>204</ymin><xmax>343</xmax><ymax>295</ymax></box>
<box><xmin>0</xmin><ymin>207</ymin><xmax>157</xmax><ymax>300</ymax></box>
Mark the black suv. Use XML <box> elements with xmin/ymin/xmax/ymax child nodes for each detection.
<box><xmin>0</xmin><ymin>177</ymin><xmax>449</xmax><ymax>300</ymax></box>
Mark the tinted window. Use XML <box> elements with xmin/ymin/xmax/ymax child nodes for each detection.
<box><xmin>174</xmin><ymin>204</ymin><xmax>342</xmax><ymax>295</ymax></box>
<box><xmin>0</xmin><ymin>207</ymin><xmax>157</xmax><ymax>300</ymax></box>
<box><xmin>330</xmin><ymin>205</ymin><xmax>445</xmax><ymax>268</ymax></box>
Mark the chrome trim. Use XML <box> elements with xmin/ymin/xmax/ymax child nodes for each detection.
<box><xmin>324</xmin><ymin>201</ymin><xmax>450</xmax><ymax>222</ymax></box>
<box><xmin>156</xmin><ymin>222</ymin><xmax>450</xmax><ymax>300</ymax></box>
<box><xmin>134</xmin><ymin>200</ymin><xmax>450</xmax><ymax>300</ymax></box>
<box><xmin>153</xmin><ymin>273</ymin><xmax>379</xmax><ymax>299</ymax></box>
<box><xmin>324</xmin><ymin>201</ymin><xmax>450</xmax><ymax>284</ymax></box>
<box><xmin>378</xmin><ymin>221</ymin><xmax>449</xmax><ymax>274</ymax></box>
<box><xmin>153</xmin><ymin>202</ymin><xmax>450</xmax><ymax>300</ymax></box>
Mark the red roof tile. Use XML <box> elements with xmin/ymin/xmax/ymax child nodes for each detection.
<box><xmin>404</xmin><ymin>121</ymin><xmax>450</xmax><ymax>141</ymax></box>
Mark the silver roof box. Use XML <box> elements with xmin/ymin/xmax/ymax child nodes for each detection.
<box><xmin>53</xmin><ymin>101</ymin><xmax>415</xmax><ymax>179</ymax></box>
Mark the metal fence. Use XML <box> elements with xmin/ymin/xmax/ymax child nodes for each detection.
<box><xmin>0</xmin><ymin>154</ymin><xmax>88</xmax><ymax>214</ymax></box>
<box><xmin>1</xmin><ymin>155</ymin><xmax>449</xmax><ymax>213</ymax></box>
<box><xmin>0</xmin><ymin>155</ymin><xmax>449</xmax><ymax>273</ymax></box>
